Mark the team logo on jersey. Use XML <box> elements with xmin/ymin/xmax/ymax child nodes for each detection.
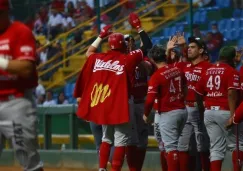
<box><xmin>90</xmin><ymin>83</ymin><xmax>111</xmax><ymax>107</ymax></box>
<box><xmin>93</xmin><ymin>59</ymin><xmax>124</xmax><ymax>75</ymax></box>
<box><xmin>185</xmin><ymin>72</ymin><xmax>200</xmax><ymax>82</ymax></box>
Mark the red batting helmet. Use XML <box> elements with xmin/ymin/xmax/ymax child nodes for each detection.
<box><xmin>108</xmin><ymin>33</ymin><xmax>126</xmax><ymax>50</ymax></box>
<box><xmin>0</xmin><ymin>0</ymin><xmax>10</xmax><ymax>10</ymax></box>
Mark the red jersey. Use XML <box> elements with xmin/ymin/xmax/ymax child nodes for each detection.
<box><xmin>233</xmin><ymin>101</ymin><xmax>243</xmax><ymax>124</ymax></box>
<box><xmin>131</xmin><ymin>57</ymin><xmax>153</xmax><ymax>100</ymax></box>
<box><xmin>0</xmin><ymin>22</ymin><xmax>38</xmax><ymax>97</ymax></box>
<box><xmin>184</xmin><ymin>61</ymin><xmax>211</xmax><ymax>103</ymax></box>
<box><xmin>195</xmin><ymin>63</ymin><xmax>240</xmax><ymax>110</ymax></box>
<box><xmin>144</xmin><ymin>65</ymin><xmax>185</xmax><ymax>116</ymax></box>
<box><xmin>239</xmin><ymin>66</ymin><xmax>243</xmax><ymax>99</ymax></box>
<box><xmin>173</xmin><ymin>61</ymin><xmax>189</xmax><ymax>71</ymax></box>
<box><xmin>74</xmin><ymin>49</ymin><xmax>143</xmax><ymax>125</ymax></box>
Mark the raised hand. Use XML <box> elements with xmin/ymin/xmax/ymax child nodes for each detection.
<box><xmin>176</xmin><ymin>32</ymin><xmax>186</xmax><ymax>45</ymax></box>
<box><xmin>167</xmin><ymin>36</ymin><xmax>177</xmax><ymax>51</ymax></box>
<box><xmin>129</xmin><ymin>12</ymin><xmax>142</xmax><ymax>31</ymax></box>
<box><xmin>99</xmin><ymin>25</ymin><xmax>113</xmax><ymax>39</ymax></box>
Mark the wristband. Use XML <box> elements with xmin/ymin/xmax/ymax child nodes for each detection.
<box><xmin>0</xmin><ymin>57</ymin><xmax>9</xmax><ymax>70</ymax></box>
<box><xmin>138</xmin><ymin>29</ymin><xmax>144</xmax><ymax>33</ymax></box>
<box><xmin>91</xmin><ymin>37</ymin><xmax>102</xmax><ymax>48</ymax></box>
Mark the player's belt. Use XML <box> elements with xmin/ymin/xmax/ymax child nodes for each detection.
<box><xmin>133</xmin><ymin>99</ymin><xmax>145</xmax><ymax>104</ymax></box>
<box><xmin>0</xmin><ymin>94</ymin><xmax>22</xmax><ymax>102</ymax></box>
<box><xmin>185</xmin><ymin>101</ymin><xmax>197</xmax><ymax>107</ymax></box>
<box><xmin>205</xmin><ymin>106</ymin><xmax>229</xmax><ymax>111</ymax></box>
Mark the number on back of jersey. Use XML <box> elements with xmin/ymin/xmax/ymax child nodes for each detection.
<box><xmin>206</xmin><ymin>75</ymin><xmax>221</xmax><ymax>90</ymax></box>
<box><xmin>169</xmin><ymin>76</ymin><xmax>182</xmax><ymax>93</ymax></box>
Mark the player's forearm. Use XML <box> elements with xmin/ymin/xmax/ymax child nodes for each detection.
<box><xmin>139</xmin><ymin>30</ymin><xmax>152</xmax><ymax>55</ymax></box>
<box><xmin>0</xmin><ymin>59</ymin><xmax>34</xmax><ymax>78</ymax></box>
<box><xmin>144</xmin><ymin>94</ymin><xmax>156</xmax><ymax>116</ymax></box>
<box><xmin>228</xmin><ymin>89</ymin><xmax>239</xmax><ymax>117</ymax></box>
<box><xmin>86</xmin><ymin>37</ymin><xmax>102</xmax><ymax>57</ymax></box>
<box><xmin>233</xmin><ymin>102</ymin><xmax>243</xmax><ymax>124</ymax></box>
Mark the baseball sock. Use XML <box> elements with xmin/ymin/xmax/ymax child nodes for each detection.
<box><xmin>125</xmin><ymin>145</ymin><xmax>137</xmax><ymax>171</ymax></box>
<box><xmin>200</xmin><ymin>151</ymin><xmax>210</xmax><ymax>171</ymax></box>
<box><xmin>135</xmin><ymin>147</ymin><xmax>146</xmax><ymax>171</ymax></box>
<box><xmin>167</xmin><ymin>150</ymin><xmax>179</xmax><ymax>171</ymax></box>
<box><xmin>210</xmin><ymin>160</ymin><xmax>222</xmax><ymax>171</ymax></box>
<box><xmin>160</xmin><ymin>151</ymin><xmax>168</xmax><ymax>171</ymax></box>
<box><xmin>179</xmin><ymin>151</ymin><xmax>190</xmax><ymax>171</ymax></box>
<box><xmin>111</xmin><ymin>146</ymin><xmax>125</xmax><ymax>171</ymax></box>
<box><xmin>99</xmin><ymin>142</ymin><xmax>112</xmax><ymax>169</ymax></box>
<box><xmin>232</xmin><ymin>150</ymin><xmax>243</xmax><ymax>171</ymax></box>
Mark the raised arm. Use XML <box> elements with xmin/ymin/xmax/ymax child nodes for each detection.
<box><xmin>86</xmin><ymin>25</ymin><xmax>113</xmax><ymax>57</ymax></box>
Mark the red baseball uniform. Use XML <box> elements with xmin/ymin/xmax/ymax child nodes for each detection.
<box><xmin>184</xmin><ymin>61</ymin><xmax>211</xmax><ymax>104</ymax></box>
<box><xmin>131</xmin><ymin>57</ymin><xmax>152</xmax><ymax>100</ymax></box>
<box><xmin>233</xmin><ymin>102</ymin><xmax>243</xmax><ymax>124</ymax></box>
<box><xmin>195</xmin><ymin>63</ymin><xmax>240</xmax><ymax>110</ymax></box>
<box><xmin>74</xmin><ymin>49</ymin><xmax>143</xmax><ymax>125</ymax></box>
<box><xmin>144</xmin><ymin>65</ymin><xmax>185</xmax><ymax>116</ymax></box>
<box><xmin>0</xmin><ymin>21</ymin><xmax>38</xmax><ymax>97</ymax></box>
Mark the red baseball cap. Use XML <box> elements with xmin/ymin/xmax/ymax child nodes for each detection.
<box><xmin>0</xmin><ymin>0</ymin><xmax>10</xmax><ymax>11</ymax></box>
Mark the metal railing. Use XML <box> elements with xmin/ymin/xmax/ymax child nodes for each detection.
<box><xmin>44</xmin><ymin>1</ymin><xmax>189</xmax><ymax>90</ymax></box>
<box><xmin>37</xmin><ymin>0</ymin><xmax>129</xmax><ymax>72</ymax></box>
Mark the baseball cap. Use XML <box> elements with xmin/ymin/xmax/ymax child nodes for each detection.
<box><xmin>124</xmin><ymin>34</ymin><xmax>134</xmax><ymax>42</ymax></box>
<box><xmin>188</xmin><ymin>36</ymin><xmax>207</xmax><ymax>50</ymax></box>
<box><xmin>219</xmin><ymin>46</ymin><xmax>236</xmax><ymax>60</ymax></box>
<box><xmin>148</xmin><ymin>44</ymin><xmax>166</xmax><ymax>62</ymax></box>
<box><xmin>0</xmin><ymin>0</ymin><xmax>10</xmax><ymax>11</ymax></box>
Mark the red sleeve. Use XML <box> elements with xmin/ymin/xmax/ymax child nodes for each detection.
<box><xmin>73</xmin><ymin>55</ymin><xmax>94</xmax><ymax>98</ymax></box>
<box><xmin>228</xmin><ymin>71</ymin><xmax>240</xmax><ymax>90</ymax></box>
<box><xmin>144</xmin><ymin>73</ymin><xmax>160</xmax><ymax>116</ymax></box>
<box><xmin>126</xmin><ymin>49</ymin><xmax>143</xmax><ymax>73</ymax></box>
<box><xmin>13</xmin><ymin>26</ymin><xmax>36</xmax><ymax>61</ymax></box>
<box><xmin>233</xmin><ymin>102</ymin><xmax>243</xmax><ymax>124</ymax></box>
<box><xmin>240</xmin><ymin>66</ymin><xmax>243</xmax><ymax>90</ymax></box>
<box><xmin>195</xmin><ymin>74</ymin><xmax>206</xmax><ymax>96</ymax></box>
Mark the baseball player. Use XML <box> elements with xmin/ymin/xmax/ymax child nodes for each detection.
<box><xmin>178</xmin><ymin>37</ymin><xmax>211</xmax><ymax>171</ymax></box>
<box><xmin>143</xmin><ymin>44</ymin><xmax>187</xmax><ymax>171</ymax></box>
<box><xmin>73</xmin><ymin>13</ymin><xmax>152</xmax><ymax>171</ymax></box>
<box><xmin>0</xmin><ymin>0</ymin><xmax>43</xmax><ymax>171</ymax></box>
<box><xmin>195</xmin><ymin>46</ymin><xmax>243</xmax><ymax>171</ymax></box>
<box><xmin>124</xmin><ymin>34</ymin><xmax>153</xmax><ymax>171</ymax></box>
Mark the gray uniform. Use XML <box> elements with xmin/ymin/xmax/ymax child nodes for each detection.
<box><xmin>0</xmin><ymin>90</ymin><xmax>43</xmax><ymax>171</ymax></box>
<box><xmin>204</xmin><ymin>110</ymin><xmax>243</xmax><ymax>161</ymax></box>
<box><xmin>178</xmin><ymin>106</ymin><xmax>210</xmax><ymax>152</ymax></box>
<box><xmin>102</xmin><ymin>99</ymin><xmax>138</xmax><ymax>146</ymax></box>
<box><xmin>154</xmin><ymin>113</ymin><xmax>165</xmax><ymax>152</ymax></box>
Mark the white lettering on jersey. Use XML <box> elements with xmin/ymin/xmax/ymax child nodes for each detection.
<box><xmin>0</xmin><ymin>44</ymin><xmax>10</xmax><ymax>51</ymax></box>
<box><xmin>20</xmin><ymin>46</ymin><xmax>33</xmax><ymax>53</ymax></box>
<box><xmin>93</xmin><ymin>59</ymin><xmax>124</xmax><ymax>75</ymax></box>
<box><xmin>185</xmin><ymin>72</ymin><xmax>201</xmax><ymax>82</ymax></box>
<box><xmin>207</xmin><ymin>91</ymin><xmax>223</xmax><ymax>97</ymax></box>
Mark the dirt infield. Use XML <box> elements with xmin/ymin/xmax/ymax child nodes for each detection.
<box><xmin>0</xmin><ymin>167</ymin><xmax>95</xmax><ymax>171</ymax></box>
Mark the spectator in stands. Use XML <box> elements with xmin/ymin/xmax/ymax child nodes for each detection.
<box><xmin>235</xmin><ymin>47</ymin><xmax>243</xmax><ymax>71</ymax></box>
<box><xmin>65</xmin><ymin>1</ymin><xmax>76</xmax><ymax>17</ymax></box>
<box><xmin>78</xmin><ymin>0</ymin><xmax>94</xmax><ymax>20</ymax></box>
<box><xmin>62</xmin><ymin>12</ymin><xmax>76</xmax><ymax>31</ymax></box>
<box><xmin>34</xmin><ymin>13</ymin><xmax>43</xmax><ymax>35</ymax></box>
<box><xmin>206</xmin><ymin>23</ymin><xmax>224</xmax><ymax>63</ymax></box>
<box><xmin>48</xmin><ymin>8</ymin><xmax>63</xmax><ymax>39</ymax></box>
<box><xmin>65</xmin><ymin>0</ymin><xmax>78</xmax><ymax>9</ymax></box>
<box><xmin>115</xmin><ymin>0</ymin><xmax>136</xmax><ymax>21</ymax></box>
<box><xmin>57</xmin><ymin>92</ymin><xmax>69</xmax><ymax>104</ymax></box>
<box><xmin>51</xmin><ymin>0</ymin><xmax>65</xmax><ymax>12</ymax></box>
<box><xmin>43</xmin><ymin>91</ymin><xmax>57</xmax><ymax>106</ymax></box>
<box><xmin>37</xmin><ymin>95</ymin><xmax>45</xmax><ymax>105</ymax></box>
<box><xmin>193</xmin><ymin>24</ymin><xmax>204</xmax><ymax>39</ymax></box>
<box><xmin>36</xmin><ymin>79</ymin><xmax>46</xmax><ymax>98</ymax></box>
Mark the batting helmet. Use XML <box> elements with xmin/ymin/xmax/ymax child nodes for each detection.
<box><xmin>108</xmin><ymin>33</ymin><xmax>126</xmax><ymax>50</ymax></box>
<box><xmin>148</xmin><ymin>44</ymin><xmax>166</xmax><ymax>63</ymax></box>
<box><xmin>0</xmin><ymin>0</ymin><xmax>10</xmax><ymax>11</ymax></box>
